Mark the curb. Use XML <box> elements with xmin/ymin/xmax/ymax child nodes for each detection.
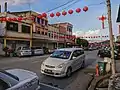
<box><xmin>88</xmin><ymin>74</ymin><xmax>111</xmax><ymax>90</ymax></box>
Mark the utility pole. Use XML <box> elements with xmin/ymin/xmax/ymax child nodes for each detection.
<box><xmin>106</xmin><ymin>0</ymin><xmax>116</xmax><ymax>74</ymax></box>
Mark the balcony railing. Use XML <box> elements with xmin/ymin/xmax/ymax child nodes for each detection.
<box><xmin>6</xmin><ymin>31</ymin><xmax>31</xmax><ymax>38</ymax></box>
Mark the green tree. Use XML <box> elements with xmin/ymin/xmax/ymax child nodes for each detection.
<box><xmin>76</xmin><ymin>38</ymin><xmax>89</xmax><ymax>47</ymax></box>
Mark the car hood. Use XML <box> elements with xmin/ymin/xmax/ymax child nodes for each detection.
<box><xmin>44</xmin><ymin>57</ymin><xmax>68</xmax><ymax>67</ymax></box>
<box><xmin>6</xmin><ymin>69</ymin><xmax>38</xmax><ymax>81</ymax></box>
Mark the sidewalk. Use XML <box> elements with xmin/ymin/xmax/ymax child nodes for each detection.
<box><xmin>64</xmin><ymin>72</ymin><xmax>93</xmax><ymax>90</ymax></box>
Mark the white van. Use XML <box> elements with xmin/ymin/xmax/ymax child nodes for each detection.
<box><xmin>41</xmin><ymin>48</ymin><xmax>85</xmax><ymax>77</ymax></box>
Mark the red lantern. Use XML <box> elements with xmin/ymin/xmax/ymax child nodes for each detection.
<box><xmin>83</xmin><ymin>6</ymin><xmax>88</xmax><ymax>12</ymax></box>
<box><xmin>38</xmin><ymin>14</ymin><xmax>43</xmax><ymax>18</ymax></box>
<box><xmin>7</xmin><ymin>17</ymin><xmax>12</xmax><ymax>21</ymax></box>
<box><xmin>56</xmin><ymin>12</ymin><xmax>61</xmax><ymax>17</ymax></box>
<box><xmin>62</xmin><ymin>11</ymin><xmax>67</xmax><ymax>16</ymax></box>
<box><xmin>0</xmin><ymin>18</ymin><xmax>2</xmax><ymax>21</ymax></box>
<box><xmin>50</xmin><ymin>13</ymin><xmax>54</xmax><ymax>17</ymax></box>
<box><xmin>12</xmin><ymin>17</ymin><xmax>17</xmax><ymax>21</ymax></box>
<box><xmin>42</xmin><ymin>13</ymin><xmax>47</xmax><ymax>18</ymax></box>
<box><xmin>68</xmin><ymin>9</ymin><xmax>73</xmax><ymax>14</ymax></box>
<box><xmin>18</xmin><ymin>17</ymin><xmax>23</xmax><ymax>21</ymax></box>
<box><xmin>2</xmin><ymin>17</ymin><xmax>7</xmax><ymax>21</ymax></box>
<box><xmin>76</xmin><ymin>8</ymin><xmax>81</xmax><ymax>13</ymax></box>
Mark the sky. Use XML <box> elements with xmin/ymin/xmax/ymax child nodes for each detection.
<box><xmin>0</xmin><ymin>0</ymin><xmax>120</xmax><ymax>41</ymax></box>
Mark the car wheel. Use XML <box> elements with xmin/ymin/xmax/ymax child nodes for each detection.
<box><xmin>66</xmin><ymin>67</ymin><xmax>72</xmax><ymax>77</ymax></box>
<box><xmin>81</xmin><ymin>60</ymin><xmax>85</xmax><ymax>68</ymax></box>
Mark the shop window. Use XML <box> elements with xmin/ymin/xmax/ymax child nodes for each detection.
<box><xmin>22</xmin><ymin>25</ymin><xmax>30</xmax><ymax>33</ymax></box>
<box><xmin>6</xmin><ymin>22</ymin><xmax>18</xmax><ymax>32</ymax></box>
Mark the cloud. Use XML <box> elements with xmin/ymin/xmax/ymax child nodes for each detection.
<box><xmin>73</xmin><ymin>29</ymin><xmax>100</xmax><ymax>37</ymax></box>
<box><xmin>0</xmin><ymin>0</ymin><xmax>35</xmax><ymax>5</ymax></box>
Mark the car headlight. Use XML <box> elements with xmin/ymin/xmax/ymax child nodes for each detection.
<box><xmin>57</xmin><ymin>63</ymin><xmax>65</xmax><ymax>68</ymax></box>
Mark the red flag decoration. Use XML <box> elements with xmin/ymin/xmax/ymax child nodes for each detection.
<box><xmin>99</xmin><ymin>15</ymin><xmax>107</xmax><ymax>29</ymax></box>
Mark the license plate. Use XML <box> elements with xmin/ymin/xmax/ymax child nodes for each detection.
<box><xmin>45</xmin><ymin>69</ymin><xmax>52</xmax><ymax>73</ymax></box>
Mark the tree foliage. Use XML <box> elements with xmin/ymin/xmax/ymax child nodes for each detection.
<box><xmin>76</xmin><ymin>38</ymin><xmax>89</xmax><ymax>47</ymax></box>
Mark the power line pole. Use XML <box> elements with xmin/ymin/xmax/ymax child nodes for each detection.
<box><xmin>106</xmin><ymin>0</ymin><xmax>116</xmax><ymax>74</ymax></box>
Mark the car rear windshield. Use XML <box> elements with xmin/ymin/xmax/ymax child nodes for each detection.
<box><xmin>22</xmin><ymin>47</ymin><xmax>30</xmax><ymax>50</ymax></box>
<box><xmin>50</xmin><ymin>50</ymin><xmax>71</xmax><ymax>59</ymax></box>
<box><xmin>0</xmin><ymin>70</ymin><xmax>19</xmax><ymax>81</ymax></box>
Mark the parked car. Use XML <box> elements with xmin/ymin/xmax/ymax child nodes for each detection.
<box><xmin>31</xmin><ymin>47</ymin><xmax>44</xmax><ymax>56</ymax></box>
<box><xmin>48</xmin><ymin>49</ymin><xmax>56</xmax><ymax>54</ymax></box>
<box><xmin>16</xmin><ymin>46</ymin><xmax>32</xmax><ymax>57</ymax></box>
<box><xmin>43</xmin><ymin>47</ymin><xmax>49</xmax><ymax>54</ymax></box>
<box><xmin>0</xmin><ymin>69</ymin><xmax>40</xmax><ymax>90</ymax></box>
<box><xmin>41</xmin><ymin>48</ymin><xmax>85</xmax><ymax>77</ymax></box>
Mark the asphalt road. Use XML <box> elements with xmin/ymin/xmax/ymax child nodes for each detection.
<box><xmin>0</xmin><ymin>50</ymin><xmax>102</xmax><ymax>89</ymax></box>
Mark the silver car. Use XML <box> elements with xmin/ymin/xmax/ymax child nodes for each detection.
<box><xmin>0</xmin><ymin>69</ymin><xmax>40</xmax><ymax>90</ymax></box>
<box><xmin>31</xmin><ymin>47</ymin><xmax>44</xmax><ymax>56</ymax></box>
<box><xmin>41</xmin><ymin>48</ymin><xmax>85</xmax><ymax>77</ymax></box>
<box><xmin>16</xmin><ymin>46</ymin><xmax>32</xmax><ymax>57</ymax></box>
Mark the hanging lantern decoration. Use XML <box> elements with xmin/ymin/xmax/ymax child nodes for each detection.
<box><xmin>18</xmin><ymin>17</ymin><xmax>23</xmax><ymax>21</ymax></box>
<box><xmin>0</xmin><ymin>18</ymin><xmax>2</xmax><ymax>21</ymax></box>
<box><xmin>30</xmin><ymin>16</ymin><xmax>35</xmax><ymax>20</ymax></box>
<box><xmin>38</xmin><ymin>14</ymin><xmax>43</xmax><ymax>18</ymax></box>
<box><xmin>7</xmin><ymin>17</ymin><xmax>12</xmax><ymax>21</ymax></box>
<box><xmin>56</xmin><ymin>12</ymin><xmax>61</xmax><ymax>17</ymax></box>
<box><xmin>2</xmin><ymin>17</ymin><xmax>7</xmax><ymax>21</ymax></box>
<box><xmin>42</xmin><ymin>13</ymin><xmax>47</xmax><ymax>18</ymax></box>
<box><xmin>76</xmin><ymin>8</ymin><xmax>81</xmax><ymax>13</ymax></box>
<box><xmin>68</xmin><ymin>9</ymin><xmax>73</xmax><ymax>14</ymax></box>
<box><xmin>83</xmin><ymin>6</ymin><xmax>88</xmax><ymax>12</ymax></box>
<box><xmin>50</xmin><ymin>13</ymin><xmax>54</xmax><ymax>17</ymax></box>
<box><xmin>12</xmin><ymin>17</ymin><xmax>17</xmax><ymax>21</ymax></box>
<box><xmin>62</xmin><ymin>11</ymin><xmax>67</xmax><ymax>16</ymax></box>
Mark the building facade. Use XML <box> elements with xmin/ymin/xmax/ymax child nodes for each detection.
<box><xmin>0</xmin><ymin>12</ymin><xmax>32</xmax><ymax>55</ymax></box>
<box><xmin>52</xmin><ymin>23</ymin><xmax>74</xmax><ymax>48</ymax></box>
<box><xmin>0</xmin><ymin>11</ymin><xmax>75</xmax><ymax>55</ymax></box>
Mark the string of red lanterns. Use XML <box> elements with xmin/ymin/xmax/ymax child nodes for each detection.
<box><xmin>0</xmin><ymin>6</ymin><xmax>88</xmax><ymax>21</ymax></box>
<box><xmin>57</xmin><ymin>35</ymin><xmax>109</xmax><ymax>39</ymax></box>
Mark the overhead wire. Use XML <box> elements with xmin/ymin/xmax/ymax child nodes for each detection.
<box><xmin>45</xmin><ymin>0</ymin><xmax>79</xmax><ymax>13</ymax></box>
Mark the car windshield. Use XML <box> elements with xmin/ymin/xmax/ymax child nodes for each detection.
<box><xmin>50</xmin><ymin>50</ymin><xmax>71</xmax><ymax>59</ymax></box>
